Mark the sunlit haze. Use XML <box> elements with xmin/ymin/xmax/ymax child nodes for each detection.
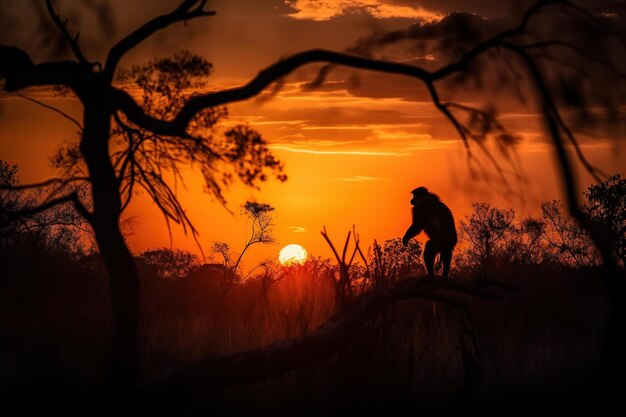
<box><xmin>1</xmin><ymin>0</ymin><xmax>623</xmax><ymax>271</ymax></box>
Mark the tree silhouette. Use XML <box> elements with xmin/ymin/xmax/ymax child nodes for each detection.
<box><xmin>458</xmin><ymin>202</ymin><xmax>517</xmax><ymax>272</ymax></box>
<box><xmin>515</xmin><ymin>217</ymin><xmax>549</xmax><ymax>265</ymax></box>
<box><xmin>1</xmin><ymin>0</ymin><xmax>624</xmax><ymax>408</ymax></box>
<box><xmin>584</xmin><ymin>174</ymin><xmax>626</xmax><ymax>266</ymax></box>
<box><xmin>541</xmin><ymin>199</ymin><xmax>599</xmax><ymax>267</ymax></box>
<box><xmin>231</xmin><ymin>202</ymin><xmax>276</xmax><ymax>279</ymax></box>
<box><xmin>1</xmin><ymin>0</ymin><xmax>286</xmax><ymax>403</ymax></box>
<box><xmin>137</xmin><ymin>248</ymin><xmax>200</xmax><ymax>280</ymax></box>
<box><xmin>320</xmin><ymin>226</ymin><xmax>368</xmax><ymax>312</ymax></box>
<box><xmin>211</xmin><ymin>201</ymin><xmax>276</xmax><ymax>288</ymax></box>
<box><xmin>0</xmin><ymin>160</ymin><xmax>92</xmax><ymax>255</ymax></box>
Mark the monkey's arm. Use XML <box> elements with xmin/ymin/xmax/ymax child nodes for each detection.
<box><xmin>402</xmin><ymin>224</ymin><xmax>422</xmax><ymax>247</ymax></box>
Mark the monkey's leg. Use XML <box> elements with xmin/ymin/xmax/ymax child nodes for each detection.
<box><xmin>440</xmin><ymin>247</ymin><xmax>453</xmax><ymax>278</ymax></box>
<box><xmin>424</xmin><ymin>240</ymin><xmax>436</xmax><ymax>276</ymax></box>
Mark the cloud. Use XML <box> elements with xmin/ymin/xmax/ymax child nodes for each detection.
<box><xmin>336</xmin><ymin>175</ymin><xmax>381</xmax><ymax>181</ymax></box>
<box><xmin>270</xmin><ymin>145</ymin><xmax>410</xmax><ymax>156</ymax></box>
<box><xmin>284</xmin><ymin>0</ymin><xmax>441</xmax><ymax>21</ymax></box>
<box><xmin>0</xmin><ymin>87</ymin><xmax>71</xmax><ymax>100</ymax></box>
<box><xmin>286</xmin><ymin>225</ymin><xmax>307</xmax><ymax>233</ymax></box>
<box><xmin>380</xmin><ymin>0</ymin><xmax>515</xmax><ymax>19</ymax></box>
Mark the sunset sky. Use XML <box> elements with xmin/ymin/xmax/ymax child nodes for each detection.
<box><xmin>1</xmin><ymin>0</ymin><xmax>624</xmax><ymax>270</ymax></box>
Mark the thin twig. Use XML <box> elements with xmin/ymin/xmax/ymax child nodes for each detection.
<box><xmin>44</xmin><ymin>0</ymin><xmax>89</xmax><ymax>65</ymax></box>
<box><xmin>16</xmin><ymin>93</ymin><xmax>83</xmax><ymax>130</ymax></box>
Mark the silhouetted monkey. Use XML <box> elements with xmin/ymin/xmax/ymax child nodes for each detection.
<box><xmin>402</xmin><ymin>187</ymin><xmax>457</xmax><ymax>277</ymax></box>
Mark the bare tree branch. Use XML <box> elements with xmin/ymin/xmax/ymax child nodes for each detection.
<box><xmin>104</xmin><ymin>0</ymin><xmax>215</xmax><ymax>79</ymax></box>
<box><xmin>522</xmin><ymin>41</ymin><xmax>626</xmax><ymax>81</ymax></box>
<box><xmin>15</xmin><ymin>93</ymin><xmax>83</xmax><ymax>130</ymax></box>
<box><xmin>1</xmin><ymin>191</ymin><xmax>90</xmax><ymax>222</ymax></box>
<box><xmin>0</xmin><ymin>46</ymin><xmax>83</xmax><ymax>92</ymax></box>
<box><xmin>44</xmin><ymin>0</ymin><xmax>89</xmax><ymax>65</ymax></box>
<box><xmin>320</xmin><ymin>226</ymin><xmax>343</xmax><ymax>264</ymax></box>
<box><xmin>111</xmin><ymin>1</ymin><xmax>566</xmax><ymax>138</ymax></box>
<box><xmin>500</xmin><ymin>42</ymin><xmax>618</xmax><ymax>274</ymax></box>
<box><xmin>154</xmin><ymin>275</ymin><xmax>512</xmax><ymax>397</ymax></box>
<box><xmin>111</xmin><ymin>50</ymin><xmax>436</xmax><ymax>137</ymax></box>
<box><xmin>0</xmin><ymin>176</ymin><xmax>88</xmax><ymax>191</ymax></box>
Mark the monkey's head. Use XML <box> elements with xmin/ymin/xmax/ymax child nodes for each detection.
<box><xmin>410</xmin><ymin>186</ymin><xmax>429</xmax><ymax>205</ymax></box>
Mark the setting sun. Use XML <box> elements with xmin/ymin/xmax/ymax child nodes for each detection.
<box><xmin>278</xmin><ymin>244</ymin><xmax>308</xmax><ymax>266</ymax></box>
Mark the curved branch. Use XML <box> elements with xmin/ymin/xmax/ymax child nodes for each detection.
<box><xmin>1</xmin><ymin>191</ymin><xmax>90</xmax><ymax>222</ymax></box>
<box><xmin>0</xmin><ymin>176</ymin><xmax>88</xmax><ymax>191</ymax></box>
<box><xmin>522</xmin><ymin>41</ymin><xmax>626</xmax><ymax>81</ymax></box>
<box><xmin>320</xmin><ymin>226</ymin><xmax>343</xmax><ymax>265</ymax></box>
<box><xmin>104</xmin><ymin>0</ymin><xmax>215</xmax><ymax>79</ymax></box>
<box><xmin>424</xmin><ymin>81</ymin><xmax>469</xmax><ymax>145</ymax></box>
<box><xmin>152</xmin><ymin>276</ymin><xmax>512</xmax><ymax>399</ymax></box>
<box><xmin>112</xmin><ymin>1</ymin><xmax>564</xmax><ymax>137</ymax></box>
<box><xmin>110</xmin><ymin>48</ymin><xmax>436</xmax><ymax>137</ymax></box>
<box><xmin>502</xmin><ymin>42</ymin><xmax>604</xmax><ymax>182</ymax></box>
<box><xmin>501</xmin><ymin>42</ymin><xmax>618</xmax><ymax>273</ymax></box>
<box><xmin>0</xmin><ymin>45</ymin><xmax>83</xmax><ymax>92</ymax></box>
<box><xmin>15</xmin><ymin>93</ymin><xmax>83</xmax><ymax>130</ymax></box>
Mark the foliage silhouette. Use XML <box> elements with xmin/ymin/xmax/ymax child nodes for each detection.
<box><xmin>137</xmin><ymin>248</ymin><xmax>200</xmax><ymax>280</ymax></box>
<box><xmin>458</xmin><ymin>202</ymin><xmax>517</xmax><ymax>273</ymax></box>
<box><xmin>0</xmin><ymin>160</ymin><xmax>92</xmax><ymax>256</ymax></box>
<box><xmin>584</xmin><ymin>174</ymin><xmax>626</xmax><ymax>266</ymax></box>
<box><xmin>541</xmin><ymin>200</ymin><xmax>600</xmax><ymax>268</ymax></box>
<box><xmin>370</xmin><ymin>237</ymin><xmax>424</xmax><ymax>284</ymax></box>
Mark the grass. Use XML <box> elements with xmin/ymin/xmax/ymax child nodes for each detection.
<box><xmin>0</xmin><ymin>246</ymin><xmax>611</xmax><ymax>415</ymax></box>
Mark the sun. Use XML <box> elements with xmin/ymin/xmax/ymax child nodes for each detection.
<box><xmin>279</xmin><ymin>244</ymin><xmax>308</xmax><ymax>266</ymax></box>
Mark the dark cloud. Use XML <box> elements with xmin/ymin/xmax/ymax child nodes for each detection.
<box><xmin>295</xmin><ymin>1</ymin><xmax>626</xmax><ymax>140</ymax></box>
<box><xmin>349</xmin><ymin>12</ymin><xmax>505</xmax><ymax>57</ymax></box>
<box><xmin>243</xmin><ymin>105</ymin><xmax>426</xmax><ymax>127</ymax></box>
<box><xmin>0</xmin><ymin>0</ymin><xmax>114</xmax><ymax>61</ymax></box>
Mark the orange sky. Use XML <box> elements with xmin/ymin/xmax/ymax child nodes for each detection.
<box><xmin>1</xmin><ymin>0</ymin><xmax>624</xmax><ymax>272</ymax></box>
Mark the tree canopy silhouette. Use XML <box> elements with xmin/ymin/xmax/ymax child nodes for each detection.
<box><xmin>1</xmin><ymin>0</ymin><xmax>624</xmax><ymax>409</ymax></box>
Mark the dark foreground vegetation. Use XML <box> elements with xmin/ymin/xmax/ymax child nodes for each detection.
<box><xmin>1</xmin><ymin>167</ymin><xmax>622</xmax><ymax>415</ymax></box>
<box><xmin>0</xmin><ymin>242</ymin><xmax>612</xmax><ymax>416</ymax></box>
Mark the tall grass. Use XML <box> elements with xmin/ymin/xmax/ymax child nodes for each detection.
<box><xmin>0</xmin><ymin>241</ymin><xmax>610</xmax><ymax>415</ymax></box>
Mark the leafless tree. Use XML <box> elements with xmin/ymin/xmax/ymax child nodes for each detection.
<box><xmin>515</xmin><ymin>216</ymin><xmax>551</xmax><ymax>265</ymax></box>
<box><xmin>320</xmin><ymin>226</ymin><xmax>366</xmax><ymax>312</ymax></box>
<box><xmin>211</xmin><ymin>201</ymin><xmax>276</xmax><ymax>290</ymax></box>
<box><xmin>231</xmin><ymin>202</ymin><xmax>276</xmax><ymax>279</ymax></box>
<box><xmin>541</xmin><ymin>199</ymin><xmax>600</xmax><ymax>267</ymax></box>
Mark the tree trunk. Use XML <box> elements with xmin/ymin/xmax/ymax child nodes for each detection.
<box><xmin>598</xmin><ymin>268</ymin><xmax>626</xmax><ymax>411</ymax></box>
<box><xmin>81</xmin><ymin>93</ymin><xmax>139</xmax><ymax>404</ymax></box>
<box><xmin>92</xmin><ymin>219</ymin><xmax>140</xmax><ymax>402</ymax></box>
